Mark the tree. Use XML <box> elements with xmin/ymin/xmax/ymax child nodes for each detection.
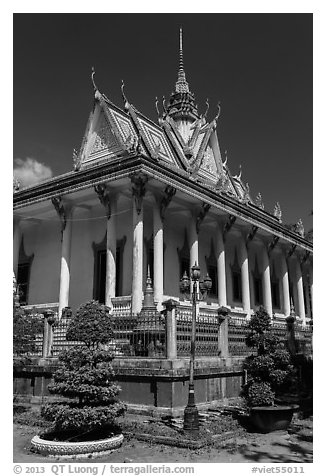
<box><xmin>41</xmin><ymin>300</ymin><xmax>126</xmax><ymax>438</ymax></box>
<box><xmin>13</xmin><ymin>291</ymin><xmax>43</xmax><ymax>367</ymax></box>
<box><xmin>242</xmin><ymin>306</ymin><xmax>297</xmax><ymax>407</ymax></box>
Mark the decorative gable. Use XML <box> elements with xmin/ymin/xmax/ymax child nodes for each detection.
<box><xmin>137</xmin><ymin>117</ymin><xmax>178</xmax><ymax>165</ymax></box>
<box><xmin>89</xmin><ymin>114</ymin><xmax>121</xmax><ymax>157</ymax></box>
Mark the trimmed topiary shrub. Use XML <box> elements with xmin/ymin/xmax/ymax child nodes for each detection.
<box><xmin>41</xmin><ymin>300</ymin><xmax>126</xmax><ymax>439</ymax></box>
<box><xmin>242</xmin><ymin>306</ymin><xmax>297</xmax><ymax>407</ymax></box>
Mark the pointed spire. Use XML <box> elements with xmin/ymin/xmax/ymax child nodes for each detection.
<box><xmin>175</xmin><ymin>27</ymin><xmax>189</xmax><ymax>93</ymax></box>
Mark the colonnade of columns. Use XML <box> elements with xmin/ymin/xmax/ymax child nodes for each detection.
<box><xmin>13</xmin><ymin>176</ymin><xmax>313</xmax><ymax>322</ymax></box>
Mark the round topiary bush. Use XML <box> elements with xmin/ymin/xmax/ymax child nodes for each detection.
<box><xmin>41</xmin><ymin>300</ymin><xmax>126</xmax><ymax>440</ymax></box>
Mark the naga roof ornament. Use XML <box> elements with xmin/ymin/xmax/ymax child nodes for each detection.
<box><xmin>273</xmin><ymin>202</ymin><xmax>282</xmax><ymax>222</ymax></box>
<box><xmin>296</xmin><ymin>218</ymin><xmax>305</xmax><ymax>237</ymax></box>
<box><xmin>91</xmin><ymin>66</ymin><xmax>98</xmax><ymax>92</ymax></box>
<box><xmin>233</xmin><ymin>164</ymin><xmax>242</xmax><ymax>180</ymax></box>
<box><xmin>13</xmin><ymin>176</ymin><xmax>20</xmax><ymax>192</ymax></box>
<box><xmin>255</xmin><ymin>192</ymin><xmax>265</xmax><ymax>210</ymax></box>
<box><xmin>121</xmin><ymin>80</ymin><xmax>130</xmax><ymax>112</ymax></box>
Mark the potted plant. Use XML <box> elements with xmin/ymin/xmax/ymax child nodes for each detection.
<box><xmin>31</xmin><ymin>300</ymin><xmax>126</xmax><ymax>456</ymax></box>
<box><xmin>242</xmin><ymin>306</ymin><xmax>299</xmax><ymax>433</ymax></box>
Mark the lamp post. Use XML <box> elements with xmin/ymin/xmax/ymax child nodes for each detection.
<box><xmin>179</xmin><ymin>262</ymin><xmax>212</xmax><ymax>433</ymax></box>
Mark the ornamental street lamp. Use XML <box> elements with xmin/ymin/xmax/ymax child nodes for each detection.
<box><xmin>179</xmin><ymin>262</ymin><xmax>212</xmax><ymax>433</ymax></box>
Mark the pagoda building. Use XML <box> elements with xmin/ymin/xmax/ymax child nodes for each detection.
<box><xmin>13</xmin><ymin>29</ymin><xmax>312</xmax><ymax>322</ymax></box>
<box><xmin>13</xmin><ymin>30</ymin><xmax>313</xmax><ymax>409</ymax></box>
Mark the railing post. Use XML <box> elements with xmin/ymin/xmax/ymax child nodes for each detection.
<box><xmin>42</xmin><ymin>310</ymin><xmax>56</xmax><ymax>357</ymax></box>
<box><xmin>42</xmin><ymin>316</ymin><xmax>50</xmax><ymax>358</ymax></box>
<box><xmin>218</xmin><ymin>306</ymin><xmax>230</xmax><ymax>358</ymax></box>
<box><xmin>162</xmin><ymin>299</ymin><xmax>178</xmax><ymax>359</ymax></box>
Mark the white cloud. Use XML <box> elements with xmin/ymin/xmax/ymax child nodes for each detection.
<box><xmin>13</xmin><ymin>157</ymin><xmax>53</xmax><ymax>188</ymax></box>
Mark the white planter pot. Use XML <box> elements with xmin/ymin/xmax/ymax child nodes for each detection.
<box><xmin>31</xmin><ymin>433</ymin><xmax>123</xmax><ymax>457</ymax></box>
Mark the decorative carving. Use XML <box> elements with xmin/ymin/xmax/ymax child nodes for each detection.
<box><xmin>212</xmin><ymin>102</ymin><xmax>221</xmax><ymax>126</ymax></box>
<box><xmin>223</xmin><ymin>215</ymin><xmax>236</xmax><ymax>241</ymax></box>
<box><xmin>255</xmin><ymin>192</ymin><xmax>264</xmax><ymax>210</ymax></box>
<box><xmin>273</xmin><ymin>202</ymin><xmax>282</xmax><ymax>222</ymax></box>
<box><xmin>72</xmin><ymin>148</ymin><xmax>81</xmax><ymax>171</ymax></box>
<box><xmin>155</xmin><ymin>96</ymin><xmax>161</xmax><ymax>121</ymax></box>
<box><xmin>91</xmin><ymin>66</ymin><xmax>97</xmax><ymax>92</ymax></box>
<box><xmin>216</xmin><ymin>173</ymin><xmax>228</xmax><ymax>192</ymax></box>
<box><xmin>94</xmin><ymin>183</ymin><xmax>111</xmax><ymax>220</ymax></box>
<box><xmin>31</xmin><ymin>434</ymin><xmax>124</xmax><ymax>457</ymax></box>
<box><xmin>152</xmin><ymin>138</ymin><xmax>161</xmax><ymax>159</ymax></box>
<box><xmin>121</xmin><ymin>79</ymin><xmax>129</xmax><ymax>112</ymax></box>
<box><xmin>240</xmin><ymin>182</ymin><xmax>251</xmax><ymax>204</ymax></box>
<box><xmin>223</xmin><ymin>150</ymin><xmax>228</xmax><ymax>168</ymax></box>
<box><xmin>130</xmin><ymin>173</ymin><xmax>148</xmax><ymax>215</ymax></box>
<box><xmin>201</xmin><ymin>147</ymin><xmax>216</xmax><ymax>174</ymax></box>
<box><xmin>296</xmin><ymin>218</ymin><xmax>305</xmax><ymax>237</ymax></box>
<box><xmin>246</xmin><ymin>225</ymin><xmax>258</xmax><ymax>246</ymax></box>
<box><xmin>52</xmin><ymin>196</ymin><xmax>66</xmax><ymax>235</ymax></box>
<box><xmin>268</xmin><ymin>235</ymin><xmax>280</xmax><ymax>255</ymax></box>
<box><xmin>124</xmin><ymin>132</ymin><xmax>141</xmax><ymax>154</ymax></box>
<box><xmin>287</xmin><ymin>244</ymin><xmax>297</xmax><ymax>258</ymax></box>
<box><xmin>233</xmin><ymin>164</ymin><xmax>242</xmax><ymax>180</ymax></box>
<box><xmin>196</xmin><ymin>202</ymin><xmax>211</xmax><ymax>234</ymax></box>
<box><xmin>13</xmin><ymin>176</ymin><xmax>20</xmax><ymax>192</ymax></box>
<box><xmin>183</xmin><ymin>145</ymin><xmax>194</xmax><ymax>159</ymax></box>
<box><xmin>160</xmin><ymin>185</ymin><xmax>176</xmax><ymax>221</ymax></box>
<box><xmin>300</xmin><ymin>250</ymin><xmax>310</xmax><ymax>264</ymax></box>
<box><xmin>204</xmin><ymin>98</ymin><xmax>210</xmax><ymax>118</ymax></box>
<box><xmin>162</xmin><ymin>96</ymin><xmax>167</xmax><ymax>115</ymax></box>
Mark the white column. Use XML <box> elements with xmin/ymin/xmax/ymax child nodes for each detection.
<box><xmin>188</xmin><ymin>214</ymin><xmax>198</xmax><ymax>294</ymax></box>
<box><xmin>295</xmin><ymin>257</ymin><xmax>306</xmax><ymax>324</ymax></box>
<box><xmin>261</xmin><ymin>246</ymin><xmax>273</xmax><ymax>317</ymax></box>
<box><xmin>309</xmin><ymin>264</ymin><xmax>313</xmax><ymax>317</ymax></box>
<box><xmin>303</xmin><ymin>278</ymin><xmax>311</xmax><ymax>319</ymax></box>
<box><xmin>153</xmin><ymin>200</ymin><xmax>164</xmax><ymax>310</ymax></box>
<box><xmin>238</xmin><ymin>237</ymin><xmax>251</xmax><ymax>316</ymax></box>
<box><xmin>280</xmin><ymin>253</ymin><xmax>291</xmax><ymax>316</ymax></box>
<box><xmin>189</xmin><ymin>213</ymin><xmax>198</xmax><ymax>269</ymax></box>
<box><xmin>105</xmin><ymin>196</ymin><xmax>117</xmax><ymax>309</ymax></box>
<box><xmin>13</xmin><ymin>219</ymin><xmax>22</xmax><ymax>278</ymax></box>
<box><xmin>216</xmin><ymin>222</ymin><xmax>227</xmax><ymax>306</ymax></box>
<box><xmin>58</xmin><ymin>209</ymin><xmax>73</xmax><ymax>319</ymax></box>
<box><xmin>226</xmin><ymin>261</ymin><xmax>233</xmax><ymax>306</ymax></box>
<box><xmin>131</xmin><ymin>198</ymin><xmax>143</xmax><ymax>314</ymax></box>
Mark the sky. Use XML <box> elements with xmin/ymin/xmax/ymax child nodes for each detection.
<box><xmin>13</xmin><ymin>13</ymin><xmax>313</xmax><ymax>229</ymax></box>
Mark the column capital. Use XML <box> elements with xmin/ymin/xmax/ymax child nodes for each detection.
<box><xmin>162</xmin><ymin>298</ymin><xmax>179</xmax><ymax>311</ymax></box>
<box><xmin>159</xmin><ymin>185</ymin><xmax>176</xmax><ymax>221</ymax></box>
<box><xmin>223</xmin><ymin>214</ymin><xmax>236</xmax><ymax>242</ymax></box>
<box><xmin>52</xmin><ymin>196</ymin><xmax>67</xmax><ymax>234</ymax></box>
<box><xmin>94</xmin><ymin>182</ymin><xmax>111</xmax><ymax>220</ymax></box>
<box><xmin>130</xmin><ymin>172</ymin><xmax>148</xmax><ymax>215</ymax></box>
<box><xmin>196</xmin><ymin>202</ymin><xmax>211</xmax><ymax>234</ymax></box>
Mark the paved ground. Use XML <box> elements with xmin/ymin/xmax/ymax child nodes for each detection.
<box><xmin>13</xmin><ymin>420</ymin><xmax>313</xmax><ymax>464</ymax></box>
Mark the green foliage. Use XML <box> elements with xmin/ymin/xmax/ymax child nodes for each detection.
<box><xmin>42</xmin><ymin>300</ymin><xmax>126</xmax><ymax>436</ymax></box>
<box><xmin>66</xmin><ymin>300</ymin><xmax>112</xmax><ymax>348</ymax></box>
<box><xmin>242</xmin><ymin>307</ymin><xmax>297</xmax><ymax>407</ymax></box>
<box><xmin>246</xmin><ymin>382</ymin><xmax>275</xmax><ymax>407</ymax></box>
<box><xmin>13</xmin><ymin>302</ymin><xmax>43</xmax><ymax>361</ymax></box>
<box><xmin>41</xmin><ymin>402</ymin><xmax>125</xmax><ymax>433</ymax></box>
